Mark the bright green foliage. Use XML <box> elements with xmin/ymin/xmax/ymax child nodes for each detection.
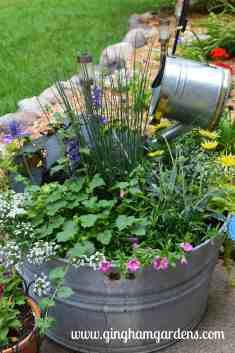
<box><xmin>0</xmin><ymin>267</ymin><xmax>26</xmax><ymax>347</ymax></box>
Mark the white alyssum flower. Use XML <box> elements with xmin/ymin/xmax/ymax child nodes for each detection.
<box><xmin>27</xmin><ymin>241</ymin><xmax>59</xmax><ymax>265</ymax></box>
<box><xmin>72</xmin><ymin>251</ymin><xmax>105</xmax><ymax>270</ymax></box>
<box><xmin>0</xmin><ymin>241</ymin><xmax>23</xmax><ymax>268</ymax></box>
<box><xmin>33</xmin><ymin>273</ymin><xmax>51</xmax><ymax>297</ymax></box>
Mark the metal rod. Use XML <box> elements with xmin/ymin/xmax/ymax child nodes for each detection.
<box><xmin>172</xmin><ymin>0</ymin><xmax>190</xmax><ymax>55</ymax></box>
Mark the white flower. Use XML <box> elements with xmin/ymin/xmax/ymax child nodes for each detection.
<box><xmin>27</xmin><ymin>241</ymin><xmax>59</xmax><ymax>265</ymax></box>
<box><xmin>0</xmin><ymin>241</ymin><xmax>23</xmax><ymax>268</ymax></box>
<box><xmin>33</xmin><ymin>273</ymin><xmax>51</xmax><ymax>297</ymax></box>
<box><xmin>71</xmin><ymin>251</ymin><xmax>105</xmax><ymax>270</ymax></box>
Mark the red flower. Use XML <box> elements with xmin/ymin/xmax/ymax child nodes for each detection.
<box><xmin>213</xmin><ymin>61</ymin><xmax>234</xmax><ymax>74</ymax></box>
<box><xmin>210</xmin><ymin>48</ymin><xmax>230</xmax><ymax>60</ymax></box>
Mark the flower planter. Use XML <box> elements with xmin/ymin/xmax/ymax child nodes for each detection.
<box><xmin>3</xmin><ymin>298</ymin><xmax>41</xmax><ymax>353</ymax></box>
<box><xmin>22</xmin><ymin>235</ymin><xmax>223</xmax><ymax>353</ymax></box>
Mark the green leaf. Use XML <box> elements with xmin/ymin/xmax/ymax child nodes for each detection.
<box><xmin>88</xmin><ymin>174</ymin><xmax>105</xmax><ymax>193</ymax></box>
<box><xmin>57</xmin><ymin>286</ymin><xmax>74</xmax><ymax>299</ymax></box>
<box><xmin>69</xmin><ymin>241</ymin><xmax>95</xmax><ymax>257</ymax></box>
<box><xmin>97</xmin><ymin>230</ymin><xmax>112</xmax><ymax>245</ymax></box>
<box><xmin>116</xmin><ymin>215</ymin><xmax>137</xmax><ymax>231</ymax></box>
<box><xmin>39</xmin><ymin>298</ymin><xmax>55</xmax><ymax>310</ymax></box>
<box><xmin>57</xmin><ymin>220</ymin><xmax>78</xmax><ymax>242</ymax></box>
<box><xmin>79</xmin><ymin>214</ymin><xmax>98</xmax><ymax>228</ymax></box>
<box><xmin>49</xmin><ymin>267</ymin><xmax>66</xmax><ymax>281</ymax></box>
<box><xmin>47</xmin><ymin>200</ymin><xmax>67</xmax><ymax>216</ymax></box>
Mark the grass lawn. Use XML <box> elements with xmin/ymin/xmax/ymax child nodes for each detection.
<box><xmin>0</xmin><ymin>0</ymin><xmax>173</xmax><ymax>116</ymax></box>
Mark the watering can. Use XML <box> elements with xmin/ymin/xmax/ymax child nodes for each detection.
<box><xmin>149</xmin><ymin>0</ymin><xmax>232</xmax><ymax>139</ymax></box>
<box><xmin>149</xmin><ymin>56</ymin><xmax>232</xmax><ymax>139</ymax></box>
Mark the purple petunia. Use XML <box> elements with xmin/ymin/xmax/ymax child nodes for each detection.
<box><xmin>99</xmin><ymin>260</ymin><xmax>112</xmax><ymax>273</ymax></box>
<box><xmin>2</xmin><ymin>120</ymin><xmax>28</xmax><ymax>144</ymax></box>
<box><xmin>127</xmin><ymin>259</ymin><xmax>141</xmax><ymax>272</ymax></box>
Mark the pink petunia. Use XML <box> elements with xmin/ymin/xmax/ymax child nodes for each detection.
<box><xmin>153</xmin><ymin>257</ymin><xmax>161</xmax><ymax>270</ymax></box>
<box><xmin>180</xmin><ymin>242</ymin><xmax>193</xmax><ymax>252</ymax></box>
<box><xmin>160</xmin><ymin>257</ymin><xmax>169</xmax><ymax>270</ymax></box>
<box><xmin>99</xmin><ymin>260</ymin><xmax>112</xmax><ymax>273</ymax></box>
<box><xmin>127</xmin><ymin>259</ymin><xmax>141</xmax><ymax>272</ymax></box>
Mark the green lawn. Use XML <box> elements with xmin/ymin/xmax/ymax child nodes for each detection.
<box><xmin>0</xmin><ymin>0</ymin><xmax>172</xmax><ymax>116</ymax></box>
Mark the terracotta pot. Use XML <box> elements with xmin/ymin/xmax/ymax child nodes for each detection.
<box><xmin>2</xmin><ymin>298</ymin><xmax>41</xmax><ymax>353</ymax></box>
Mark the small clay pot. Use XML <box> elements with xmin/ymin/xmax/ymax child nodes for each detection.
<box><xmin>2</xmin><ymin>298</ymin><xmax>41</xmax><ymax>353</ymax></box>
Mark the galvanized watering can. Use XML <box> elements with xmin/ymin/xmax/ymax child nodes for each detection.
<box><xmin>149</xmin><ymin>56</ymin><xmax>232</xmax><ymax>139</ymax></box>
<box><xmin>149</xmin><ymin>56</ymin><xmax>232</xmax><ymax>138</ymax></box>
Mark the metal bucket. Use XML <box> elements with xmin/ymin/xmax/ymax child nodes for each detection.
<box><xmin>22</xmin><ymin>235</ymin><xmax>223</xmax><ymax>353</ymax></box>
<box><xmin>150</xmin><ymin>56</ymin><xmax>232</xmax><ymax>132</ymax></box>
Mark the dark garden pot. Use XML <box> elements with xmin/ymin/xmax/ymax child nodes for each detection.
<box><xmin>22</xmin><ymin>235</ymin><xmax>223</xmax><ymax>353</ymax></box>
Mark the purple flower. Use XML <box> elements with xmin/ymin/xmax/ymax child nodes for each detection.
<box><xmin>2</xmin><ymin>120</ymin><xmax>28</xmax><ymax>144</ymax></box>
<box><xmin>181</xmin><ymin>255</ymin><xmax>188</xmax><ymax>265</ymax></box>
<box><xmin>180</xmin><ymin>243</ymin><xmax>193</xmax><ymax>253</ymax></box>
<box><xmin>65</xmin><ymin>139</ymin><xmax>80</xmax><ymax>163</ymax></box>
<box><xmin>91</xmin><ymin>85</ymin><xmax>102</xmax><ymax>109</ymax></box>
<box><xmin>99</xmin><ymin>260</ymin><xmax>112</xmax><ymax>273</ymax></box>
<box><xmin>99</xmin><ymin>116</ymin><xmax>108</xmax><ymax>125</ymax></box>
<box><xmin>127</xmin><ymin>259</ymin><xmax>141</xmax><ymax>272</ymax></box>
<box><xmin>153</xmin><ymin>257</ymin><xmax>169</xmax><ymax>271</ymax></box>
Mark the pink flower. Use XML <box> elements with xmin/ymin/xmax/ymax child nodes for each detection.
<box><xmin>181</xmin><ymin>255</ymin><xmax>188</xmax><ymax>265</ymax></box>
<box><xmin>153</xmin><ymin>257</ymin><xmax>161</xmax><ymax>270</ymax></box>
<box><xmin>160</xmin><ymin>257</ymin><xmax>169</xmax><ymax>270</ymax></box>
<box><xmin>99</xmin><ymin>260</ymin><xmax>112</xmax><ymax>273</ymax></box>
<box><xmin>180</xmin><ymin>242</ymin><xmax>193</xmax><ymax>252</ymax></box>
<box><xmin>127</xmin><ymin>259</ymin><xmax>141</xmax><ymax>272</ymax></box>
<box><xmin>153</xmin><ymin>257</ymin><xmax>169</xmax><ymax>270</ymax></box>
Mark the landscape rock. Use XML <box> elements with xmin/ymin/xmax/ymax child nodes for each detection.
<box><xmin>0</xmin><ymin>112</ymin><xmax>38</xmax><ymax>132</ymax></box>
<box><xmin>128</xmin><ymin>14</ymin><xmax>142</xmax><ymax>30</ymax></box>
<box><xmin>100</xmin><ymin>42</ymin><xmax>134</xmax><ymax>70</ymax></box>
<box><xmin>39</xmin><ymin>86</ymin><xmax>59</xmax><ymax>105</ymax></box>
<box><xmin>123</xmin><ymin>28</ymin><xmax>147</xmax><ymax>48</ymax></box>
<box><xmin>18</xmin><ymin>96</ymin><xmax>49</xmax><ymax>116</ymax></box>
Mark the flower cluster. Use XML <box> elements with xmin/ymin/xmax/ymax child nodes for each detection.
<box><xmin>65</xmin><ymin>139</ymin><xmax>80</xmax><ymax>164</ymax></box>
<box><xmin>71</xmin><ymin>252</ymin><xmax>105</xmax><ymax>271</ymax></box>
<box><xmin>91</xmin><ymin>85</ymin><xmax>102</xmax><ymax>109</ymax></box>
<box><xmin>2</xmin><ymin>120</ymin><xmax>29</xmax><ymax>144</ymax></box>
<box><xmin>32</xmin><ymin>273</ymin><xmax>51</xmax><ymax>297</ymax></box>
<box><xmin>26</xmin><ymin>241</ymin><xmax>59</xmax><ymax>265</ymax></box>
<box><xmin>0</xmin><ymin>241</ymin><xmax>22</xmax><ymax>268</ymax></box>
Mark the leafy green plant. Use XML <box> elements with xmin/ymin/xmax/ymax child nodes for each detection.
<box><xmin>0</xmin><ymin>267</ymin><xmax>26</xmax><ymax>347</ymax></box>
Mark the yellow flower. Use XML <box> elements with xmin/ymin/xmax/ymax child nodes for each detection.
<box><xmin>201</xmin><ymin>140</ymin><xmax>218</xmax><ymax>151</ymax></box>
<box><xmin>146</xmin><ymin>124</ymin><xmax>158</xmax><ymax>136</ymax></box>
<box><xmin>155</xmin><ymin>118</ymin><xmax>172</xmax><ymax>131</ymax></box>
<box><xmin>217</xmin><ymin>154</ymin><xmax>235</xmax><ymax>168</ymax></box>
<box><xmin>148</xmin><ymin>150</ymin><xmax>165</xmax><ymax>158</ymax></box>
<box><xmin>198</xmin><ymin>129</ymin><xmax>218</xmax><ymax>140</ymax></box>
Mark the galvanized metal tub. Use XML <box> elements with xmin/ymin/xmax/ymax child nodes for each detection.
<box><xmin>150</xmin><ymin>56</ymin><xmax>232</xmax><ymax>130</ymax></box>
<box><xmin>22</xmin><ymin>235</ymin><xmax>223</xmax><ymax>353</ymax></box>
